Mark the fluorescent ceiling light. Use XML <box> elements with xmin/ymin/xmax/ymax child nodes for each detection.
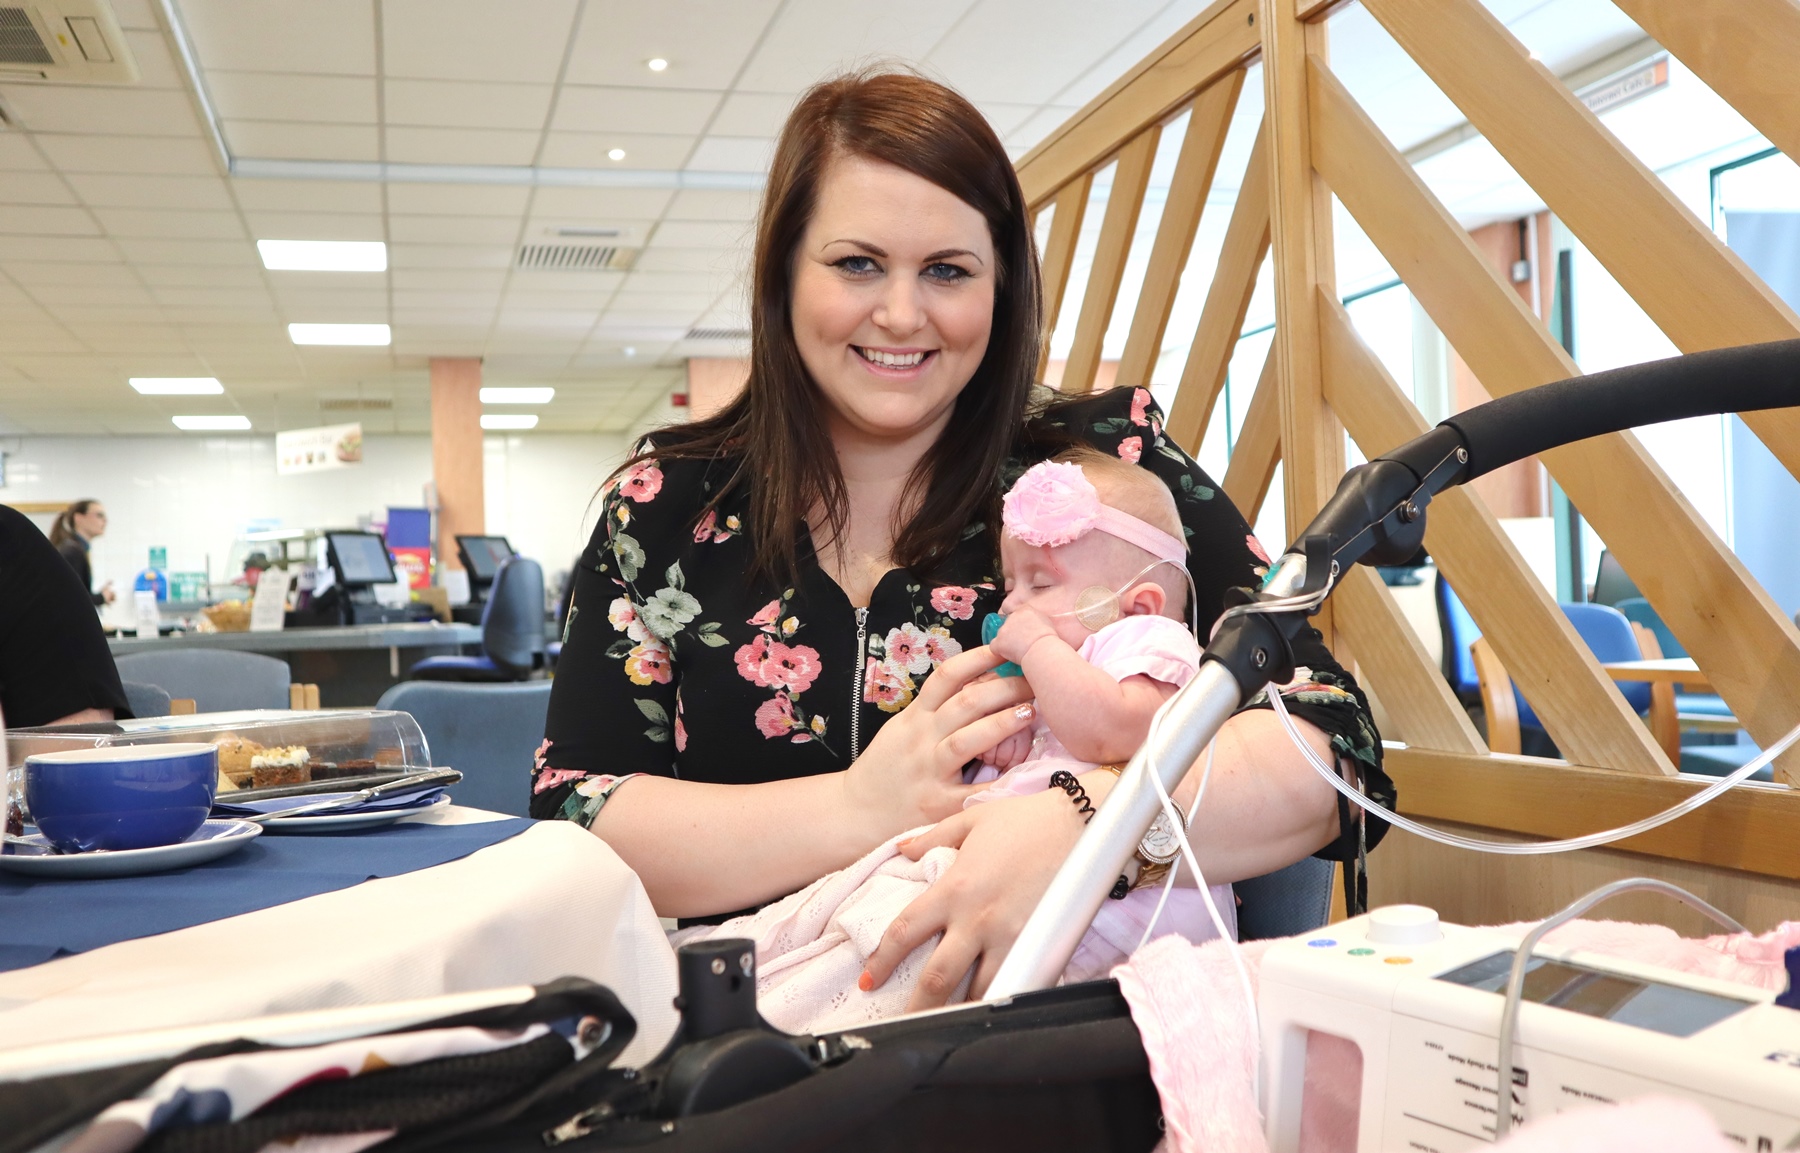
<box><xmin>480</xmin><ymin>387</ymin><xmax>555</xmax><ymax>404</ymax></box>
<box><xmin>481</xmin><ymin>414</ymin><xmax>539</xmax><ymax>430</ymax></box>
<box><xmin>607</xmin><ymin>148</ymin><xmax>626</xmax><ymax>161</ymax></box>
<box><xmin>647</xmin><ymin>58</ymin><xmax>668</xmax><ymax>72</ymax></box>
<box><xmin>258</xmin><ymin>239</ymin><xmax>388</xmax><ymax>272</ymax></box>
<box><xmin>289</xmin><ymin>323</ymin><xmax>392</xmax><ymax>346</ymax></box>
<box><xmin>172</xmin><ymin>415</ymin><xmax>252</xmax><ymax>431</ymax></box>
<box><xmin>130</xmin><ymin>376</ymin><xmax>222</xmax><ymax>395</ymax></box>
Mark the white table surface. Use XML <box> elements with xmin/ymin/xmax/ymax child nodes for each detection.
<box><xmin>0</xmin><ymin>807</ymin><xmax>680</xmax><ymax>1071</ymax></box>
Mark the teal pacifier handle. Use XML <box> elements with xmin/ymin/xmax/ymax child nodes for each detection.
<box><xmin>983</xmin><ymin>612</ymin><xmax>1023</xmax><ymax>677</ymax></box>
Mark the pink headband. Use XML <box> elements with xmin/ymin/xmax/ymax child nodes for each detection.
<box><xmin>1002</xmin><ymin>460</ymin><xmax>1187</xmax><ymax>565</ymax></box>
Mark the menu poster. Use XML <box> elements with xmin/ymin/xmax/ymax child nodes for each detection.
<box><xmin>277</xmin><ymin>423</ymin><xmax>364</xmax><ymax>475</ymax></box>
<box><xmin>250</xmin><ymin>567</ymin><xmax>295</xmax><ymax>632</ymax></box>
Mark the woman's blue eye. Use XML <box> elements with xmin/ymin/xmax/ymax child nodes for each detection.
<box><xmin>834</xmin><ymin>255</ymin><xmax>879</xmax><ymax>275</ymax></box>
<box><xmin>925</xmin><ymin>262</ymin><xmax>971</xmax><ymax>282</ymax></box>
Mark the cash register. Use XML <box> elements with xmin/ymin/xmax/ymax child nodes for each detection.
<box><xmin>303</xmin><ymin>530</ymin><xmax>415</xmax><ymax>626</ymax></box>
<box><xmin>451</xmin><ymin>534</ymin><xmax>514</xmax><ymax>625</ymax></box>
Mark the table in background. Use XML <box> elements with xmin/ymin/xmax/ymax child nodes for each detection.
<box><xmin>1603</xmin><ymin>658</ymin><xmax>1714</xmax><ymax>762</ymax></box>
<box><xmin>108</xmin><ymin>622</ymin><xmax>484</xmax><ymax>706</ymax></box>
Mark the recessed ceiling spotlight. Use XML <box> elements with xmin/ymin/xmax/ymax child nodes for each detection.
<box><xmin>289</xmin><ymin>323</ymin><xmax>392</xmax><ymax>346</ymax></box>
<box><xmin>607</xmin><ymin>148</ymin><xmax>626</xmax><ymax>161</ymax></box>
<box><xmin>480</xmin><ymin>387</ymin><xmax>555</xmax><ymax>404</ymax></box>
<box><xmin>481</xmin><ymin>414</ymin><xmax>539</xmax><ymax>430</ymax></box>
<box><xmin>130</xmin><ymin>377</ymin><xmax>222</xmax><ymax>395</ymax></box>
<box><xmin>647</xmin><ymin>57</ymin><xmax>668</xmax><ymax>72</ymax></box>
<box><xmin>172</xmin><ymin>415</ymin><xmax>252</xmax><ymax>431</ymax></box>
<box><xmin>258</xmin><ymin>240</ymin><xmax>388</xmax><ymax>272</ymax></box>
<box><xmin>623</xmin><ymin>346</ymin><xmax>637</xmax><ymax>358</ymax></box>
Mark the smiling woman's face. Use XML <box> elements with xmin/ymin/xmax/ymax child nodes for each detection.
<box><xmin>790</xmin><ymin>154</ymin><xmax>996</xmax><ymax>449</ymax></box>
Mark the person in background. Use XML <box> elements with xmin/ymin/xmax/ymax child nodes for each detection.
<box><xmin>238</xmin><ymin>552</ymin><xmax>272</xmax><ymax>590</ymax></box>
<box><xmin>48</xmin><ymin>499</ymin><xmax>115</xmax><ymax>607</ymax></box>
<box><xmin>0</xmin><ymin>505</ymin><xmax>131</xmax><ymax>727</ymax></box>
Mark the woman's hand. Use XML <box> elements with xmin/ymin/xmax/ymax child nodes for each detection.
<box><xmin>859</xmin><ymin>784</ymin><xmax>1090</xmax><ymax>1009</ymax></box>
<box><xmin>842</xmin><ymin>644</ymin><xmax>1036</xmax><ymax>843</ymax></box>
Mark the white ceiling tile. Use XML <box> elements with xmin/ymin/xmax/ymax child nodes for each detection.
<box><xmin>563</xmin><ymin>0</ymin><xmax>781</xmax><ymax>90</ymax></box>
<box><xmin>684</xmin><ymin>135</ymin><xmax>771</xmax><ymax>172</ymax></box>
<box><xmin>526</xmin><ymin>185</ymin><xmax>673</xmax><ymax>219</ymax></box>
<box><xmin>244</xmin><ymin>211</ymin><xmax>387</xmax><ymax>241</ymax></box>
<box><xmin>114</xmin><ymin>238</ymin><xmax>258</xmax><ymax>264</ymax></box>
<box><xmin>495</xmin><ymin>308</ymin><xmax>598</xmax><ymax>328</ymax></box>
<box><xmin>110</xmin><ymin>0</ymin><xmax>161</xmax><ymax>31</ymax></box>
<box><xmin>391</xmin><ymin>290</ymin><xmax>503</xmax><ymax>309</ymax></box>
<box><xmin>502</xmin><ymin>290</ymin><xmax>616</xmax><ymax>311</ymax></box>
<box><xmin>120</xmin><ymin>30</ymin><xmax>187</xmax><ymax>89</ymax></box>
<box><xmin>264</xmin><ymin>270</ymin><xmax>388</xmax><ymax>292</ymax></box>
<box><xmin>0</xmin><ymin>205</ymin><xmax>101</xmax><ymax>236</ymax></box>
<box><xmin>384</xmin><ymin>126</ymin><xmax>541</xmax><ymax>166</ymax></box>
<box><xmin>47</xmin><ymin>305</ymin><xmax>170</xmax><ymax>325</ymax></box>
<box><xmin>231</xmin><ymin>179</ymin><xmax>383</xmax><ymax>213</ymax></box>
<box><xmin>975</xmin><ymin>101</ymin><xmax>1042</xmax><ymax>136</ymax></box>
<box><xmin>381</xmin><ymin>0</ymin><xmax>579</xmax><ymax>82</ymax></box>
<box><xmin>66</xmin><ymin>173</ymin><xmax>235</xmax><ymax>210</ymax></box>
<box><xmin>90</xmin><ymin>207</ymin><xmax>246</xmax><ymax>240</ymax></box>
<box><xmin>387</xmin><ymin>243</ymin><xmax>514</xmax><ymax>268</ymax></box>
<box><xmin>0</xmin><ymin>135</ymin><xmax>48</xmax><ymax>172</ymax></box>
<box><xmin>660</xmin><ymin>188</ymin><xmax>761</xmax><ymax>221</ymax></box>
<box><xmin>152</xmin><ymin>286</ymin><xmax>273</xmax><ymax>308</ymax></box>
<box><xmin>538</xmin><ymin>131</ymin><xmax>694</xmax><ymax>169</ymax></box>
<box><xmin>706</xmin><ymin>91</ymin><xmax>795</xmax><ymax>137</ymax></box>
<box><xmin>650</xmin><ymin>219</ymin><xmax>750</xmax><ymax>248</ymax></box>
<box><xmin>180</xmin><ymin>0</ymin><xmax>377</xmax><ymax>75</ymax></box>
<box><xmin>137</xmin><ymin>264</ymin><xmax>267</xmax><ymax>287</ymax></box>
<box><xmin>509</xmin><ymin>269</ymin><xmax>625</xmax><ymax>293</ymax></box>
<box><xmin>631</xmin><ymin>246</ymin><xmax>736</xmax><ymax>273</ymax></box>
<box><xmin>389</xmin><ymin>215</ymin><xmax>522</xmax><ymax>244</ymax></box>
<box><xmin>620</xmin><ymin>270</ymin><xmax>720</xmax><ymax>294</ymax></box>
<box><xmin>0</xmin><ymin>86</ymin><xmax>201</xmax><ymax>137</ymax></box>
<box><xmin>391</xmin><ymin>310</ymin><xmax>496</xmax><ymax>328</ymax></box>
<box><xmin>603</xmin><ymin>308</ymin><xmax>704</xmax><ymax>328</ymax></box>
<box><xmin>928</xmin><ymin>0</ymin><xmax>1164</xmax><ymax>105</ymax></box>
<box><xmin>205</xmin><ymin>71</ymin><xmax>379</xmax><ymax>125</ymax></box>
<box><xmin>0</xmin><ymin>238</ymin><xmax>118</xmax><ymax>264</ymax></box>
<box><xmin>34</xmin><ymin>134</ymin><xmax>218</xmax><ymax>175</ymax></box>
<box><xmin>32</xmin><ymin>284</ymin><xmax>158</xmax><ymax>305</ymax></box>
<box><xmin>383</xmin><ymin>80</ymin><xmax>553</xmax><ymax>130</ymax></box>
<box><xmin>1008</xmin><ymin>105</ymin><xmax>1084</xmax><ymax>152</ymax></box>
<box><xmin>390</xmin><ymin>268</ymin><xmax>506</xmax><ymax>290</ymax></box>
<box><xmin>222</xmin><ymin>121</ymin><xmax>380</xmax><ymax>162</ymax></box>
<box><xmin>736</xmin><ymin>0</ymin><xmax>975</xmax><ymax>93</ymax></box>
<box><xmin>272</xmin><ymin>288</ymin><xmax>389</xmax><ymax>311</ymax></box>
<box><xmin>3</xmin><ymin>261</ymin><xmax>132</xmax><ymax>286</ymax></box>
<box><xmin>76</xmin><ymin>326</ymin><xmax>192</xmax><ymax>352</ymax></box>
<box><xmin>0</xmin><ymin>281</ymin><xmax>27</xmax><ymax>305</ymax></box>
<box><xmin>552</xmin><ymin>87</ymin><xmax>721</xmax><ymax>135</ymax></box>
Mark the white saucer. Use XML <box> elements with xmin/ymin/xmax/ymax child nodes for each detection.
<box><xmin>0</xmin><ymin>819</ymin><xmax>261</xmax><ymax>878</ymax></box>
<box><xmin>256</xmin><ymin>793</ymin><xmax>451</xmax><ymax>834</ymax></box>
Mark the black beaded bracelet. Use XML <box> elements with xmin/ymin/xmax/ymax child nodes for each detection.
<box><xmin>1050</xmin><ymin>770</ymin><xmax>1131</xmax><ymax>900</ymax></box>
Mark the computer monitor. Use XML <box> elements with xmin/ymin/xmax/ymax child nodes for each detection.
<box><xmin>456</xmin><ymin>534</ymin><xmax>515</xmax><ymax>592</ymax></box>
<box><xmin>325</xmin><ymin>530</ymin><xmax>398</xmax><ymax>590</ymax></box>
<box><xmin>1591</xmin><ymin>549</ymin><xmax>1641</xmax><ymax>606</ymax></box>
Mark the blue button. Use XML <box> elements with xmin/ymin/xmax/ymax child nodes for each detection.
<box><xmin>1307</xmin><ymin>938</ymin><xmax>1337</xmax><ymax>948</ymax></box>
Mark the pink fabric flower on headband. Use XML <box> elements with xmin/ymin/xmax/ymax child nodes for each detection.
<box><xmin>1003</xmin><ymin>460</ymin><xmax>1100</xmax><ymax>547</ymax></box>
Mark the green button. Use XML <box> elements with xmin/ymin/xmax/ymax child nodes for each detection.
<box><xmin>1348</xmin><ymin>947</ymin><xmax>1375</xmax><ymax>956</ymax></box>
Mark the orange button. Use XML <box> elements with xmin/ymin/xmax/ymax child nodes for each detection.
<box><xmin>1384</xmin><ymin>956</ymin><xmax>1413</xmax><ymax>965</ymax></box>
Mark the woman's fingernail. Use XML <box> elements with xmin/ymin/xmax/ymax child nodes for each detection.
<box><xmin>858</xmin><ymin>971</ymin><xmax>875</xmax><ymax>992</ymax></box>
<box><xmin>1014</xmin><ymin>704</ymin><xmax>1035</xmax><ymax>721</ymax></box>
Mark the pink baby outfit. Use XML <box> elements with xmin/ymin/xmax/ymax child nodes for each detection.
<box><xmin>678</xmin><ymin>612</ymin><xmax>1234</xmax><ymax>1036</ymax></box>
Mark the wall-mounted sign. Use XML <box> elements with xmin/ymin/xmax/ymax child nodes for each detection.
<box><xmin>277</xmin><ymin>422</ymin><xmax>363</xmax><ymax>475</ymax></box>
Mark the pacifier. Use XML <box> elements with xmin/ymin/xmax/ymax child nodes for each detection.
<box><xmin>982</xmin><ymin>612</ymin><xmax>1023</xmax><ymax>677</ymax></box>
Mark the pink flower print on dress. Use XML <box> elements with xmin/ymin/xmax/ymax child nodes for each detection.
<box><xmin>1129</xmin><ymin>387</ymin><xmax>1152</xmax><ymax>427</ymax></box>
<box><xmin>734</xmin><ymin>634</ymin><xmax>774</xmax><ymax>685</ymax></box>
<box><xmin>624</xmin><ymin>639</ymin><xmax>672</xmax><ymax>685</ymax></box>
<box><xmin>761</xmin><ymin>642</ymin><xmax>821</xmax><ymax>695</ymax></box>
<box><xmin>747</xmin><ymin>600</ymin><xmax>782</xmax><ymax>633</ymax></box>
<box><xmin>1117</xmin><ymin>435</ymin><xmax>1142</xmax><ymax>464</ymax></box>
<box><xmin>1245</xmin><ymin>533</ymin><xmax>1271</xmax><ymax>564</ymax></box>
<box><xmin>863</xmin><ymin>657</ymin><xmax>914</xmax><ymax>713</ymax></box>
<box><xmin>929</xmin><ymin>585</ymin><xmax>978</xmax><ymax>620</ymax></box>
<box><xmin>620</xmin><ymin>460</ymin><xmax>664</xmax><ymax>503</ymax></box>
<box><xmin>693</xmin><ymin>510</ymin><xmax>718</xmax><ymax>543</ymax></box>
<box><xmin>884</xmin><ymin>624</ymin><xmax>937</xmax><ymax>676</ymax></box>
<box><xmin>534</xmin><ymin>767</ymin><xmax>589</xmax><ymax>795</ymax></box>
<box><xmin>533</xmin><ymin>738</ymin><xmax>551</xmax><ymax>772</ymax></box>
<box><xmin>608</xmin><ymin>596</ymin><xmax>648</xmax><ymax>642</ymax></box>
<box><xmin>755</xmin><ymin>692</ymin><xmax>800</xmax><ymax>739</ymax></box>
<box><xmin>920</xmin><ymin>625</ymin><xmax>961</xmax><ymax>665</ymax></box>
<box><xmin>674</xmin><ymin>693</ymin><xmax>687</xmax><ymax>752</ymax></box>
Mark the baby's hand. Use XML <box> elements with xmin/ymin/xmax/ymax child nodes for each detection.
<box><xmin>989</xmin><ymin>606</ymin><xmax>1059</xmax><ymax>665</ymax></box>
<box><xmin>980</xmin><ymin>725</ymin><xmax>1035</xmax><ymax>772</ymax></box>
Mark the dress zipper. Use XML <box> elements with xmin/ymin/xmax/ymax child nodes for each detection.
<box><xmin>849</xmin><ymin>606</ymin><xmax>869</xmax><ymax>760</ymax></box>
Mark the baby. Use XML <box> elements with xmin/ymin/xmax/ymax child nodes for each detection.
<box><xmin>678</xmin><ymin>451</ymin><xmax>1232</xmax><ymax>1034</ymax></box>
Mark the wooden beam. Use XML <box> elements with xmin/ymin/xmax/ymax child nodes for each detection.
<box><xmin>430</xmin><ymin>357</ymin><xmax>484</xmax><ymax>573</ymax></box>
<box><xmin>1297</xmin><ymin>0</ymin><xmax>1351</xmax><ymax>19</ymax></box>
<box><xmin>1363</xmin><ymin>0</ymin><xmax>1800</xmax><ymax>483</ymax></box>
<box><xmin>1318</xmin><ymin>293</ymin><xmax>1671</xmax><ymax>775</ymax></box>
<box><xmin>1036</xmin><ymin>173</ymin><xmax>1093</xmax><ymax>380</ymax></box>
<box><xmin>1309</xmin><ymin>56</ymin><xmax>1800</xmax><ymax>784</ymax></box>
<box><xmin>1015</xmin><ymin>0</ymin><xmax>1260</xmax><ymax>209</ymax></box>
<box><xmin>1388</xmin><ymin>747</ymin><xmax>1800</xmax><ymax>882</ymax></box>
<box><xmin>1262</xmin><ymin>0</ymin><xmax>1342</xmax><ymax>647</ymax></box>
<box><xmin>1165</xmin><ymin>121</ymin><xmax>1271</xmax><ymax>451</ymax></box>
<box><xmin>1614</xmin><ymin>0</ymin><xmax>1800</xmax><ymax>168</ymax></box>
<box><xmin>1220</xmin><ymin>345</ymin><xmax>1280</xmax><ymax>517</ymax></box>
<box><xmin>1060</xmin><ymin>128</ymin><xmax>1162</xmax><ymax>393</ymax></box>
<box><xmin>1115</xmin><ymin>75</ymin><xmax>1245</xmax><ymax>390</ymax></box>
<box><xmin>1335</xmin><ymin>565</ymin><xmax>1486</xmax><ymax>754</ymax></box>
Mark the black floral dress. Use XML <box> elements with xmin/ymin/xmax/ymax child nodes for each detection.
<box><xmin>534</xmin><ymin>387</ymin><xmax>1390</xmax><ymax>885</ymax></box>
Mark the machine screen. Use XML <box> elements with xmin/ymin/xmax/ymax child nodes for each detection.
<box><xmin>1435</xmin><ymin>951</ymin><xmax>1752</xmax><ymax>1038</ymax></box>
<box><xmin>327</xmin><ymin>531</ymin><xmax>397</xmax><ymax>587</ymax></box>
<box><xmin>457</xmin><ymin>535</ymin><xmax>514</xmax><ymax>582</ymax></box>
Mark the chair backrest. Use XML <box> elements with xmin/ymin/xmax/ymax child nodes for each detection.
<box><xmin>1513</xmin><ymin>603</ymin><xmax>1650</xmax><ymax>730</ymax></box>
<box><xmin>112</xmin><ymin>649</ymin><xmax>292</xmax><ymax>712</ymax></box>
<box><xmin>1233</xmin><ymin>856</ymin><xmax>1335</xmax><ymax>941</ymax></box>
<box><xmin>1615</xmin><ymin>596</ymin><xmax>1685</xmax><ymax>659</ymax></box>
<box><xmin>481</xmin><ymin>556</ymin><xmax>546</xmax><ymax>676</ymax></box>
<box><xmin>374</xmin><ymin>680</ymin><xmax>552</xmax><ymax>816</ymax></box>
<box><xmin>119</xmin><ymin>679</ymin><xmax>172</xmax><ymax>719</ymax></box>
<box><xmin>1434</xmin><ymin>574</ymin><xmax>1482</xmax><ymax>704</ymax></box>
<box><xmin>1590</xmin><ymin>549</ymin><xmax>1642</xmax><ymax>607</ymax></box>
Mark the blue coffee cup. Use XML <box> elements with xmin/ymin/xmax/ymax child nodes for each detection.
<box><xmin>24</xmin><ymin>743</ymin><xmax>218</xmax><ymax>853</ymax></box>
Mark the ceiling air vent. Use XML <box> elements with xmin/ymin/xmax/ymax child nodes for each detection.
<box><xmin>684</xmin><ymin>327</ymin><xmax>750</xmax><ymax>342</ymax></box>
<box><xmin>518</xmin><ymin>244</ymin><xmax>638</xmax><ymax>272</ymax></box>
<box><xmin>319</xmin><ymin>397</ymin><xmax>393</xmax><ymax>412</ymax></box>
<box><xmin>0</xmin><ymin>1</ymin><xmax>137</xmax><ymax>83</ymax></box>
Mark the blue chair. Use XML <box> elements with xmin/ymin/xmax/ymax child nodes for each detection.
<box><xmin>119</xmin><ymin>680</ymin><xmax>172</xmax><ymax>719</ymax></box>
<box><xmin>113</xmin><ymin>649</ymin><xmax>292</xmax><ymax>712</ymax></box>
<box><xmin>375</xmin><ymin>680</ymin><xmax>551</xmax><ymax>816</ymax></box>
<box><xmin>1434</xmin><ymin>572</ymin><xmax>1483</xmax><ymax>707</ymax></box>
<box><xmin>411</xmin><ymin>556</ymin><xmax>546</xmax><ymax>682</ymax></box>
<box><xmin>1234</xmin><ymin>856</ymin><xmax>1335</xmax><ymax>941</ymax></box>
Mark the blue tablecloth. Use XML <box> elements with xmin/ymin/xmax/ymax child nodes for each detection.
<box><xmin>0</xmin><ymin>817</ymin><xmax>535</xmax><ymax>972</ymax></box>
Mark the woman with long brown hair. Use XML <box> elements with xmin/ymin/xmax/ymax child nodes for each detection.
<box><xmin>537</xmin><ymin>69</ymin><xmax>1388</xmax><ymax>1009</ymax></box>
<box><xmin>49</xmin><ymin>499</ymin><xmax>115</xmax><ymax>607</ymax></box>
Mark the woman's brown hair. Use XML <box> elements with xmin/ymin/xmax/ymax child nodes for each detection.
<box><xmin>624</xmin><ymin>67</ymin><xmax>1042</xmax><ymax>583</ymax></box>
<box><xmin>49</xmin><ymin>499</ymin><xmax>99</xmax><ymax>549</ymax></box>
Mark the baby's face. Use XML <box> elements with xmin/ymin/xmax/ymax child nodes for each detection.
<box><xmin>999</xmin><ymin>531</ymin><xmax>1137</xmax><ymax>649</ymax></box>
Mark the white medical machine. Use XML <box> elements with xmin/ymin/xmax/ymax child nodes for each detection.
<box><xmin>1258</xmin><ymin>903</ymin><xmax>1800</xmax><ymax>1152</ymax></box>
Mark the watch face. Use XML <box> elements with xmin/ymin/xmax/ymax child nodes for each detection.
<box><xmin>1140</xmin><ymin>810</ymin><xmax>1181</xmax><ymax>865</ymax></box>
